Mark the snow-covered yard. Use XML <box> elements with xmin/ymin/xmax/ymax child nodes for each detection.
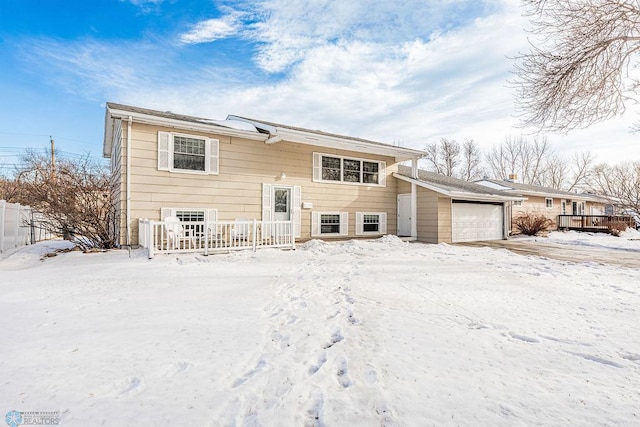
<box><xmin>1</xmin><ymin>233</ymin><xmax>639</xmax><ymax>426</ymax></box>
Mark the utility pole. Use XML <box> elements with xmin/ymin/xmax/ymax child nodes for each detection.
<box><xmin>50</xmin><ymin>136</ymin><xmax>56</xmax><ymax>180</ymax></box>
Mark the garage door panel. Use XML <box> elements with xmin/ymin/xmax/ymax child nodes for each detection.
<box><xmin>452</xmin><ymin>203</ymin><xmax>503</xmax><ymax>243</ymax></box>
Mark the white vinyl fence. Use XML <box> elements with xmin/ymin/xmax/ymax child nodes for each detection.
<box><xmin>139</xmin><ymin>218</ymin><xmax>295</xmax><ymax>258</ymax></box>
<box><xmin>0</xmin><ymin>200</ymin><xmax>55</xmax><ymax>252</ymax></box>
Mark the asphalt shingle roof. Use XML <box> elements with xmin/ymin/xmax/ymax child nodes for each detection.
<box><xmin>397</xmin><ymin>165</ymin><xmax>512</xmax><ymax>197</ymax></box>
<box><xmin>478</xmin><ymin>178</ymin><xmax>602</xmax><ymax>201</ymax></box>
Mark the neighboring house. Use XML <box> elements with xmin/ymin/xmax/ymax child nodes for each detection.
<box><xmin>395</xmin><ymin>166</ymin><xmax>524</xmax><ymax>243</ymax></box>
<box><xmin>103</xmin><ymin>103</ymin><xmax>426</xmax><ymax>247</ymax></box>
<box><xmin>475</xmin><ymin>178</ymin><xmax>607</xmax><ymax>232</ymax></box>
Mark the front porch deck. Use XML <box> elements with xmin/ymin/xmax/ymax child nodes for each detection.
<box><xmin>557</xmin><ymin>215</ymin><xmax>636</xmax><ymax>232</ymax></box>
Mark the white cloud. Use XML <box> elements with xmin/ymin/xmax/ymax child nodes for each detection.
<box><xmin>123</xmin><ymin>0</ymin><xmax>163</xmax><ymax>5</ymax></box>
<box><xmin>179</xmin><ymin>13</ymin><xmax>242</xmax><ymax>44</ymax></box>
<box><xmin>22</xmin><ymin>0</ymin><xmax>640</xmax><ymax>164</ymax></box>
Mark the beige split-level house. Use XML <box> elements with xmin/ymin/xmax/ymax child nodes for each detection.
<box><xmin>103</xmin><ymin>103</ymin><xmax>523</xmax><ymax>248</ymax></box>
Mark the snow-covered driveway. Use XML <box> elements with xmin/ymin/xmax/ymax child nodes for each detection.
<box><xmin>460</xmin><ymin>230</ymin><xmax>640</xmax><ymax>267</ymax></box>
<box><xmin>1</xmin><ymin>235</ymin><xmax>639</xmax><ymax>426</ymax></box>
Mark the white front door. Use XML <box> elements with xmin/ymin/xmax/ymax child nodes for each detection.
<box><xmin>273</xmin><ymin>187</ymin><xmax>291</xmax><ymax>221</ymax></box>
<box><xmin>397</xmin><ymin>194</ymin><xmax>411</xmax><ymax>236</ymax></box>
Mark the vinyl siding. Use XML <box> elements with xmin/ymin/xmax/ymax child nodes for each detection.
<box><xmin>512</xmin><ymin>195</ymin><xmax>561</xmax><ymax>229</ymax></box>
<box><xmin>512</xmin><ymin>195</ymin><xmax>606</xmax><ymax>232</ymax></box>
<box><xmin>122</xmin><ymin>122</ymin><xmax>399</xmax><ymax>245</ymax></box>
<box><xmin>415</xmin><ymin>186</ymin><xmax>452</xmax><ymax>244</ymax></box>
<box><xmin>110</xmin><ymin>119</ymin><xmax>124</xmax><ymax>246</ymax></box>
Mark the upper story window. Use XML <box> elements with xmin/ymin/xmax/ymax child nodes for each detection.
<box><xmin>173</xmin><ymin>136</ymin><xmax>206</xmax><ymax>171</ymax></box>
<box><xmin>313</xmin><ymin>153</ymin><xmax>386</xmax><ymax>186</ymax></box>
<box><xmin>157</xmin><ymin>131</ymin><xmax>219</xmax><ymax>175</ymax></box>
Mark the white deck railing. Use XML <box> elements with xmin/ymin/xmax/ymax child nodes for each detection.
<box><xmin>138</xmin><ymin>218</ymin><xmax>295</xmax><ymax>258</ymax></box>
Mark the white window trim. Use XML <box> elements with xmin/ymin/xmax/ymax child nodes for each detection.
<box><xmin>545</xmin><ymin>198</ymin><xmax>553</xmax><ymax>209</ymax></box>
<box><xmin>158</xmin><ymin>131</ymin><xmax>219</xmax><ymax>175</ymax></box>
<box><xmin>262</xmin><ymin>183</ymin><xmax>302</xmax><ymax>238</ymax></box>
<box><xmin>161</xmin><ymin>207</ymin><xmax>217</xmax><ymax>222</ymax></box>
<box><xmin>356</xmin><ymin>212</ymin><xmax>387</xmax><ymax>235</ymax></box>
<box><xmin>312</xmin><ymin>152</ymin><xmax>386</xmax><ymax>187</ymax></box>
<box><xmin>312</xmin><ymin>211</ymin><xmax>349</xmax><ymax>237</ymax></box>
<box><xmin>513</xmin><ymin>200</ymin><xmax>523</xmax><ymax>207</ymax></box>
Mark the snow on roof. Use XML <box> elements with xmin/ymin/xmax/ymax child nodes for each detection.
<box><xmin>396</xmin><ymin>166</ymin><xmax>522</xmax><ymax>200</ymax></box>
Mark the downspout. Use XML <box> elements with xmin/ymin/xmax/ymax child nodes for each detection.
<box><xmin>411</xmin><ymin>183</ymin><xmax>417</xmax><ymax>240</ymax></box>
<box><xmin>265</xmin><ymin>134</ymin><xmax>282</xmax><ymax>144</ymax></box>
<box><xmin>410</xmin><ymin>159</ymin><xmax>418</xmax><ymax>240</ymax></box>
<box><xmin>126</xmin><ymin>116</ymin><xmax>132</xmax><ymax>249</ymax></box>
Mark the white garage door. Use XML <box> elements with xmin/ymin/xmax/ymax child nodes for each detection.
<box><xmin>451</xmin><ymin>202</ymin><xmax>504</xmax><ymax>243</ymax></box>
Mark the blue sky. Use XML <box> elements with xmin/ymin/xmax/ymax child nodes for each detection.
<box><xmin>1</xmin><ymin>0</ymin><xmax>638</xmax><ymax>172</ymax></box>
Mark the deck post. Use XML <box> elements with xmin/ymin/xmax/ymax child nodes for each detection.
<box><xmin>252</xmin><ymin>219</ymin><xmax>257</xmax><ymax>251</ymax></box>
<box><xmin>204</xmin><ymin>217</ymin><xmax>209</xmax><ymax>256</ymax></box>
<box><xmin>291</xmin><ymin>220</ymin><xmax>296</xmax><ymax>250</ymax></box>
<box><xmin>148</xmin><ymin>220</ymin><xmax>154</xmax><ymax>259</ymax></box>
<box><xmin>0</xmin><ymin>200</ymin><xmax>5</xmax><ymax>253</ymax></box>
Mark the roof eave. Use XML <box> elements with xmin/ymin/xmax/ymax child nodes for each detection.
<box><xmin>228</xmin><ymin>115</ymin><xmax>424</xmax><ymax>161</ymax></box>
<box><xmin>103</xmin><ymin>106</ymin><xmax>268</xmax><ymax>157</ymax></box>
<box><xmin>278</xmin><ymin>128</ymin><xmax>424</xmax><ymax>161</ymax></box>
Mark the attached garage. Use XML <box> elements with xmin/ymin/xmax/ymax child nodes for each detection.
<box><xmin>393</xmin><ymin>167</ymin><xmax>523</xmax><ymax>244</ymax></box>
<box><xmin>451</xmin><ymin>201</ymin><xmax>504</xmax><ymax>243</ymax></box>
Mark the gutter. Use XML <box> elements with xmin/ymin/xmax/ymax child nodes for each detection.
<box><xmin>104</xmin><ymin>108</ymin><xmax>268</xmax><ymax>158</ymax></box>
<box><xmin>265</xmin><ymin>135</ymin><xmax>282</xmax><ymax>144</ymax></box>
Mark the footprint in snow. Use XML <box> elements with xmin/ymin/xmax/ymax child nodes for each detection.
<box><xmin>308</xmin><ymin>351</ymin><xmax>327</xmax><ymax>375</ymax></box>
<box><xmin>508</xmin><ymin>332</ymin><xmax>539</xmax><ymax>343</ymax></box>
<box><xmin>326</xmin><ymin>308</ymin><xmax>340</xmax><ymax>320</ymax></box>
<box><xmin>303</xmin><ymin>387</ymin><xmax>325</xmax><ymax>427</ymax></box>
<box><xmin>345</xmin><ymin>308</ymin><xmax>358</xmax><ymax>325</ymax></box>
<box><xmin>323</xmin><ymin>328</ymin><xmax>344</xmax><ymax>349</ymax></box>
<box><xmin>231</xmin><ymin>359</ymin><xmax>267</xmax><ymax>388</ymax></box>
<box><xmin>375</xmin><ymin>400</ymin><xmax>397</xmax><ymax>427</ymax></box>
<box><xmin>566</xmin><ymin>352</ymin><xmax>624</xmax><ymax>368</ymax></box>
<box><xmin>619</xmin><ymin>352</ymin><xmax>640</xmax><ymax>361</ymax></box>
<box><xmin>336</xmin><ymin>357</ymin><xmax>351</xmax><ymax>388</ymax></box>
<box><xmin>120</xmin><ymin>377</ymin><xmax>143</xmax><ymax>394</ymax></box>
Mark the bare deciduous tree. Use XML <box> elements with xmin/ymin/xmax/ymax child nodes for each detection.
<box><xmin>590</xmin><ymin>161</ymin><xmax>640</xmax><ymax>214</ymax></box>
<box><xmin>514</xmin><ymin>0</ymin><xmax>640</xmax><ymax>132</ymax></box>
<box><xmin>566</xmin><ymin>151</ymin><xmax>595</xmax><ymax>192</ymax></box>
<box><xmin>460</xmin><ymin>139</ymin><xmax>484</xmax><ymax>181</ymax></box>
<box><xmin>486</xmin><ymin>135</ymin><xmax>553</xmax><ymax>184</ymax></box>
<box><xmin>424</xmin><ymin>138</ymin><xmax>461</xmax><ymax>177</ymax></box>
<box><xmin>0</xmin><ymin>175</ymin><xmax>22</xmax><ymax>203</ymax></box>
<box><xmin>14</xmin><ymin>151</ymin><xmax>118</xmax><ymax>250</ymax></box>
<box><xmin>543</xmin><ymin>154</ymin><xmax>568</xmax><ymax>190</ymax></box>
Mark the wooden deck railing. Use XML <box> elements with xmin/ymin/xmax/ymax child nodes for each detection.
<box><xmin>557</xmin><ymin>215</ymin><xmax>636</xmax><ymax>231</ymax></box>
<box><xmin>138</xmin><ymin>218</ymin><xmax>295</xmax><ymax>258</ymax></box>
